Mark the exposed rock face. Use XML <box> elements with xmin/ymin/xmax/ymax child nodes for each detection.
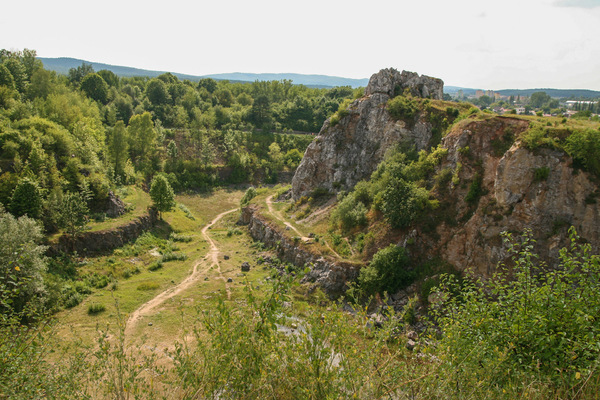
<box><xmin>239</xmin><ymin>206</ymin><xmax>360</xmax><ymax>297</ymax></box>
<box><xmin>48</xmin><ymin>208</ymin><xmax>158</xmax><ymax>256</ymax></box>
<box><xmin>292</xmin><ymin>68</ymin><xmax>444</xmax><ymax>199</ymax></box>
<box><xmin>104</xmin><ymin>191</ymin><xmax>126</xmax><ymax>218</ymax></box>
<box><xmin>423</xmin><ymin>117</ymin><xmax>600</xmax><ymax>276</ymax></box>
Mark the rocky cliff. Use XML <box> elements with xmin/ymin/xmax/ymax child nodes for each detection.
<box><xmin>48</xmin><ymin>208</ymin><xmax>158</xmax><ymax>256</ymax></box>
<box><xmin>239</xmin><ymin>206</ymin><xmax>360</xmax><ymax>297</ymax></box>
<box><xmin>292</xmin><ymin>68</ymin><xmax>444</xmax><ymax>199</ymax></box>
<box><xmin>290</xmin><ymin>68</ymin><xmax>600</xmax><ymax>277</ymax></box>
<box><xmin>429</xmin><ymin>117</ymin><xmax>600</xmax><ymax>275</ymax></box>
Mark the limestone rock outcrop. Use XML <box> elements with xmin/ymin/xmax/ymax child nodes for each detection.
<box><xmin>292</xmin><ymin>68</ymin><xmax>444</xmax><ymax>199</ymax></box>
<box><xmin>239</xmin><ymin>206</ymin><xmax>360</xmax><ymax>297</ymax></box>
<box><xmin>423</xmin><ymin>117</ymin><xmax>600</xmax><ymax>276</ymax></box>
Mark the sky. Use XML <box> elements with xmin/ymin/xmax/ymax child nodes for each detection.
<box><xmin>2</xmin><ymin>0</ymin><xmax>600</xmax><ymax>90</ymax></box>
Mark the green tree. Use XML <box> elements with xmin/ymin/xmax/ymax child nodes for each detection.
<box><xmin>108</xmin><ymin>121</ymin><xmax>129</xmax><ymax>179</ymax></box>
<box><xmin>0</xmin><ymin>207</ymin><xmax>47</xmax><ymax>313</ymax></box>
<box><xmin>198</xmin><ymin>78</ymin><xmax>217</xmax><ymax>93</ymax></box>
<box><xmin>350</xmin><ymin>244</ymin><xmax>414</xmax><ymax>300</ymax></box>
<box><xmin>68</xmin><ymin>63</ymin><xmax>94</xmax><ymax>85</ymax></box>
<box><xmin>3</xmin><ymin>58</ymin><xmax>27</xmax><ymax>93</ymax></box>
<box><xmin>149</xmin><ymin>174</ymin><xmax>175</xmax><ymax>218</ymax></box>
<box><xmin>0</xmin><ymin>64</ymin><xmax>15</xmax><ymax>89</ymax></box>
<box><xmin>97</xmin><ymin>69</ymin><xmax>119</xmax><ymax>87</ymax></box>
<box><xmin>9</xmin><ymin>178</ymin><xmax>42</xmax><ymax>219</ymax></box>
<box><xmin>80</xmin><ymin>73</ymin><xmax>109</xmax><ymax>104</ymax></box>
<box><xmin>60</xmin><ymin>191</ymin><xmax>89</xmax><ymax>237</ymax></box>
<box><xmin>128</xmin><ymin>112</ymin><xmax>156</xmax><ymax>164</ymax></box>
<box><xmin>529</xmin><ymin>91</ymin><xmax>552</xmax><ymax>108</ymax></box>
<box><xmin>146</xmin><ymin>78</ymin><xmax>170</xmax><ymax>105</ymax></box>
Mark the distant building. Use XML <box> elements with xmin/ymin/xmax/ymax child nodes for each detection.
<box><xmin>516</xmin><ymin>107</ymin><xmax>526</xmax><ymax>114</ymax></box>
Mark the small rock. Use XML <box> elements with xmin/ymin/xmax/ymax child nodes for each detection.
<box><xmin>407</xmin><ymin>330</ymin><xmax>419</xmax><ymax>341</ymax></box>
<box><xmin>241</xmin><ymin>262</ymin><xmax>251</xmax><ymax>272</ymax></box>
<box><xmin>148</xmin><ymin>322</ymin><xmax>153</xmax><ymax>326</ymax></box>
<box><xmin>406</xmin><ymin>339</ymin><xmax>417</xmax><ymax>351</ymax></box>
<box><xmin>224</xmin><ymin>255</ymin><xmax>230</xmax><ymax>260</ymax></box>
<box><xmin>308</xmin><ymin>232</ymin><xmax>315</xmax><ymax>238</ymax></box>
<box><xmin>285</xmin><ymin>226</ymin><xmax>290</xmax><ymax>230</ymax></box>
<box><xmin>227</xmin><ymin>278</ymin><xmax>233</xmax><ymax>283</ymax></box>
<box><xmin>204</xmin><ymin>277</ymin><xmax>209</xmax><ymax>281</ymax></box>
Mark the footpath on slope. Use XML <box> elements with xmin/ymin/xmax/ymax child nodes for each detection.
<box><xmin>265</xmin><ymin>195</ymin><xmax>342</xmax><ymax>259</ymax></box>
<box><xmin>124</xmin><ymin>208</ymin><xmax>237</xmax><ymax>338</ymax></box>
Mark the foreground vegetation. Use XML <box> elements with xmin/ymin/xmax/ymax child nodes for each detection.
<box><xmin>2</xmin><ymin>221</ymin><xmax>599</xmax><ymax>398</ymax></box>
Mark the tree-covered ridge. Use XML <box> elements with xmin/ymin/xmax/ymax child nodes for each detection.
<box><xmin>0</xmin><ymin>48</ymin><xmax>358</xmax><ymax>229</ymax></box>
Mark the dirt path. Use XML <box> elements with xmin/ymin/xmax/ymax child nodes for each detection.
<box><xmin>124</xmin><ymin>208</ymin><xmax>237</xmax><ymax>337</ymax></box>
<box><xmin>265</xmin><ymin>195</ymin><xmax>342</xmax><ymax>259</ymax></box>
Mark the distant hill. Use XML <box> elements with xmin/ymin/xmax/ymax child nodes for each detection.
<box><xmin>495</xmin><ymin>88</ymin><xmax>600</xmax><ymax>99</ymax></box>
<box><xmin>38</xmin><ymin>57</ymin><xmax>368</xmax><ymax>88</ymax></box>
<box><xmin>202</xmin><ymin>72</ymin><xmax>368</xmax><ymax>88</ymax></box>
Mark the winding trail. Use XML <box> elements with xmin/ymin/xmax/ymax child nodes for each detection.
<box><xmin>265</xmin><ymin>195</ymin><xmax>342</xmax><ymax>259</ymax></box>
<box><xmin>124</xmin><ymin>208</ymin><xmax>237</xmax><ymax>337</ymax></box>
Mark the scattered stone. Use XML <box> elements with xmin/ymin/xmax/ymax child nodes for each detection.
<box><xmin>204</xmin><ymin>277</ymin><xmax>209</xmax><ymax>281</ymax></box>
<box><xmin>241</xmin><ymin>262</ymin><xmax>251</xmax><ymax>272</ymax></box>
<box><xmin>148</xmin><ymin>322</ymin><xmax>153</xmax><ymax>326</ymax></box>
<box><xmin>285</xmin><ymin>226</ymin><xmax>290</xmax><ymax>230</ymax></box>
<box><xmin>224</xmin><ymin>255</ymin><xmax>230</xmax><ymax>260</ymax></box>
<box><xmin>406</xmin><ymin>339</ymin><xmax>417</xmax><ymax>351</ymax></box>
<box><xmin>227</xmin><ymin>278</ymin><xmax>233</xmax><ymax>283</ymax></box>
<box><xmin>407</xmin><ymin>331</ymin><xmax>419</xmax><ymax>341</ymax></box>
<box><xmin>308</xmin><ymin>232</ymin><xmax>315</xmax><ymax>238</ymax></box>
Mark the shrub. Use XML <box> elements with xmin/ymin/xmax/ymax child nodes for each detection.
<box><xmin>565</xmin><ymin>128</ymin><xmax>600</xmax><ymax>177</ymax></box>
<box><xmin>240</xmin><ymin>186</ymin><xmax>257</xmax><ymax>207</ymax></box>
<box><xmin>433</xmin><ymin>228</ymin><xmax>600</xmax><ymax>386</ymax></box>
<box><xmin>161</xmin><ymin>252</ymin><xmax>187</xmax><ymax>262</ymax></box>
<box><xmin>464</xmin><ymin>173</ymin><xmax>483</xmax><ymax>204</ymax></box>
<box><xmin>350</xmin><ymin>245</ymin><xmax>415</xmax><ymax>300</ymax></box>
<box><xmin>177</xmin><ymin>203</ymin><xmax>196</xmax><ymax>220</ymax></box>
<box><xmin>122</xmin><ymin>266</ymin><xmax>141</xmax><ymax>278</ymax></box>
<box><xmin>148</xmin><ymin>260</ymin><xmax>163</xmax><ymax>271</ymax></box>
<box><xmin>169</xmin><ymin>233</ymin><xmax>193</xmax><ymax>242</ymax></box>
<box><xmin>381</xmin><ymin>178</ymin><xmax>430</xmax><ymax>228</ymax></box>
<box><xmin>330</xmin><ymin>193</ymin><xmax>368</xmax><ymax>232</ymax></box>
<box><xmin>87</xmin><ymin>303</ymin><xmax>106</xmax><ymax>315</ymax></box>
<box><xmin>64</xmin><ymin>292</ymin><xmax>83</xmax><ymax>308</ymax></box>
<box><xmin>533</xmin><ymin>166</ymin><xmax>550</xmax><ymax>182</ymax></box>
<box><xmin>388</xmin><ymin>95</ymin><xmax>419</xmax><ymax>121</ymax></box>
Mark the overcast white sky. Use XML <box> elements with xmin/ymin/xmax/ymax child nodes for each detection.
<box><xmin>2</xmin><ymin>0</ymin><xmax>600</xmax><ymax>90</ymax></box>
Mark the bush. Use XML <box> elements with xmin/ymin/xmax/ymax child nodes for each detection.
<box><xmin>161</xmin><ymin>252</ymin><xmax>187</xmax><ymax>262</ymax></box>
<box><xmin>240</xmin><ymin>186</ymin><xmax>257</xmax><ymax>207</ymax></box>
<box><xmin>565</xmin><ymin>129</ymin><xmax>600</xmax><ymax>177</ymax></box>
<box><xmin>87</xmin><ymin>303</ymin><xmax>106</xmax><ymax>315</ymax></box>
<box><xmin>533</xmin><ymin>166</ymin><xmax>550</xmax><ymax>182</ymax></box>
<box><xmin>350</xmin><ymin>245</ymin><xmax>414</xmax><ymax>300</ymax></box>
<box><xmin>177</xmin><ymin>203</ymin><xmax>196</xmax><ymax>220</ymax></box>
<box><xmin>381</xmin><ymin>178</ymin><xmax>430</xmax><ymax>228</ymax></box>
<box><xmin>169</xmin><ymin>233</ymin><xmax>193</xmax><ymax>242</ymax></box>
<box><xmin>388</xmin><ymin>95</ymin><xmax>419</xmax><ymax>121</ymax></box>
<box><xmin>433</xmin><ymin>228</ymin><xmax>600</xmax><ymax>386</ymax></box>
<box><xmin>330</xmin><ymin>193</ymin><xmax>368</xmax><ymax>232</ymax></box>
<box><xmin>464</xmin><ymin>173</ymin><xmax>483</xmax><ymax>204</ymax></box>
<box><xmin>148</xmin><ymin>260</ymin><xmax>163</xmax><ymax>271</ymax></box>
